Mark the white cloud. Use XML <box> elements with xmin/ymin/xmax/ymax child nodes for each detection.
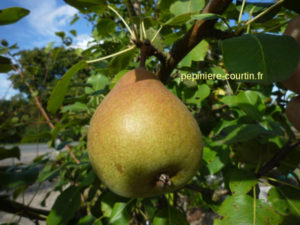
<box><xmin>0</xmin><ymin>74</ymin><xmax>19</xmax><ymax>100</ymax></box>
<box><xmin>71</xmin><ymin>34</ymin><xmax>95</xmax><ymax>49</ymax></box>
<box><xmin>16</xmin><ymin>0</ymin><xmax>78</xmax><ymax>36</ymax></box>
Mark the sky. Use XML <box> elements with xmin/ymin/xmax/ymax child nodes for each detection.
<box><xmin>0</xmin><ymin>0</ymin><xmax>94</xmax><ymax>99</ymax></box>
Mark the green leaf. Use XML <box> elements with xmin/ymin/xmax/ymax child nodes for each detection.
<box><xmin>164</xmin><ymin>13</ymin><xmax>192</xmax><ymax>26</ymax></box>
<box><xmin>0</xmin><ymin>55</ymin><xmax>12</xmax><ymax>73</ymax></box>
<box><xmin>268</xmin><ymin>187</ymin><xmax>289</xmax><ymax>216</ymax></box>
<box><xmin>190</xmin><ymin>13</ymin><xmax>221</xmax><ymax>21</ymax></box>
<box><xmin>214</xmin><ymin>195</ymin><xmax>282</xmax><ymax>225</ymax></box>
<box><xmin>64</xmin><ymin>0</ymin><xmax>106</xmax><ymax>13</ymax></box>
<box><xmin>170</xmin><ymin>0</ymin><xmax>205</xmax><ymax>16</ymax></box>
<box><xmin>109</xmin><ymin>200</ymin><xmax>134</xmax><ymax>225</ymax></box>
<box><xmin>0</xmin><ymin>7</ymin><xmax>30</xmax><ymax>25</ymax></box>
<box><xmin>47</xmin><ymin>60</ymin><xmax>88</xmax><ymax>114</ymax></box>
<box><xmin>38</xmin><ymin>165</ymin><xmax>60</xmax><ymax>183</ymax></box>
<box><xmin>220</xmin><ymin>34</ymin><xmax>300</xmax><ymax>84</ymax></box>
<box><xmin>277</xmin><ymin>186</ymin><xmax>300</xmax><ymax>217</ymax></box>
<box><xmin>184</xmin><ymin>84</ymin><xmax>210</xmax><ymax>106</ymax></box>
<box><xmin>215</xmin><ymin>124</ymin><xmax>267</xmax><ymax>145</ymax></box>
<box><xmin>47</xmin><ymin>186</ymin><xmax>81</xmax><ymax>225</ymax></box>
<box><xmin>146</xmin><ymin>28</ymin><xmax>164</xmax><ymax>51</ymax></box>
<box><xmin>0</xmin><ymin>146</ymin><xmax>20</xmax><ymax>160</ymax></box>
<box><xmin>62</xmin><ymin>102</ymin><xmax>88</xmax><ymax>112</ymax></box>
<box><xmin>178</xmin><ymin>40</ymin><xmax>209</xmax><ymax>67</ymax></box>
<box><xmin>70</xmin><ymin>29</ymin><xmax>77</xmax><ymax>37</ymax></box>
<box><xmin>229</xmin><ymin>170</ymin><xmax>257</xmax><ymax>195</ymax></box>
<box><xmin>100</xmin><ymin>191</ymin><xmax>129</xmax><ymax>218</ymax></box>
<box><xmin>152</xmin><ymin>206</ymin><xmax>188</xmax><ymax>225</ymax></box>
<box><xmin>221</xmin><ymin>91</ymin><xmax>266</xmax><ymax>121</ymax></box>
<box><xmin>76</xmin><ymin>215</ymin><xmax>96</xmax><ymax>225</ymax></box>
<box><xmin>202</xmin><ymin>147</ymin><xmax>226</xmax><ymax>174</ymax></box>
<box><xmin>85</xmin><ymin>74</ymin><xmax>109</xmax><ymax>94</ymax></box>
<box><xmin>0</xmin><ymin>167</ymin><xmax>39</xmax><ymax>189</ymax></box>
<box><xmin>96</xmin><ymin>19</ymin><xmax>116</xmax><ymax>37</ymax></box>
<box><xmin>108</xmin><ymin>48</ymin><xmax>136</xmax><ymax>75</ymax></box>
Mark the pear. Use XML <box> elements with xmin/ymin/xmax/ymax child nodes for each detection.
<box><xmin>88</xmin><ymin>68</ymin><xmax>203</xmax><ymax>198</ymax></box>
<box><xmin>286</xmin><ymin>96</ymin><xmax>300</xmax><ymax>131</ymax></box>
<box><xmin>282</xmin><ymin>15</ymin><xmax>300</xmax><ymax>94</ymax></box>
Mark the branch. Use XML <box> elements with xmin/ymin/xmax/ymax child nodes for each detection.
<box><xmin>11</xmin><ymin>64</ymin><xmax>80</xmax><ymax>165</ymax></box>
<box><xmin>256</xmin><ymin>140</ymin><xmax>300</xmax><ymax>177</ymax></box>
<box><xmin>157</xmin><ymin>0</ymin><xmax>233</xmax><ymax>83</ymax></box>
<box><xmin>0</xmin><ymin>196</ymin><xmax>49</xmax><ymax>221</ymax></box>
<box><xmin>133</xmin><ymin>39</ymin><xmax>168</xmax><ymax>66</ymax></box>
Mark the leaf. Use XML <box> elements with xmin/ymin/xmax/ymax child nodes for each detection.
<box><xmin>184</xmin><ymin>84</ymin><xmax>210</xmax><ymax>106</ymax></box>
<box><xmin>283</xmin><ymin>0</ymin><xmax>300</xmax><ymax>14</ymax></box>
<box><xmin>100</xmin><ymin>191</ymin><xmax>129</xmax><ymax>218</ymax></box>
<box><xmin>190</xmin><ymin>13</ymin><xmax>221</xmax><ymax>21</ymax></box>
<box><xmin>108</xmin><ymin>48</ymin><xmax>136</xmax><ymax>75</ymax></box>
<box><xmin>0</xmin><ymin>146</ymin><xmax>20</xmax><ymax>160</ymax></box>
<box><xmin>62</xmin><ymin>102</ymin><xmax>88</xmax><ymax>112</ymax></box>
<box><xmin>164</xmin><ymin>13</ymin><xmax>192</xmax><ymax>26</ymax></box>
<box><xmin>152</xmin><ymin>206</ymin><xmax>188</xmax><ymax>225</ymax></box>
<box><xmin>146</xmin><ymin>28</ymin><xmax>164</xmax><ymax>51</ymax></box>
<box><xmin>0</xmin><ymin>55</ymin><xmax>12</xmax><ymax>73</ymax></box>
<box><xmin>220</xmin><ymin>34</ymin><xmax>300</xmax><ymax>84</ymax></box>
<box><xmin>170</xmin><ymin>0</ymin><xmax>205</xmax><ymax>16</ymax></box>
<box><xmin>38</xmin><ymin>165</ymin><xmax>60</xmax><ymax>183</ymax></box>
<box><xmin>229</xmin><ymin>170</ymin><xmax>257</xmax><ymax>195</ymax></box>
<box><xmin>64</xmin><ymin>0</ymin><xmax>106</xmax><ymax>13</ymax></box>
<box><xmin>202</xmin><ymin>147</ymin><xmax>227</xmax><ymax>174</ymax></box>
<box><xmin>47</xmin><ymin>60</ymin><xmax>88</xmax><ymax>114</ymax></box>
<box><xmin>277</xmin><ymin>186</ymin><xmax>300</xmax><ymax>218</ymax></box>
<box><xmin>109</xmin><ymin>200</ymin><xmax>134</xmax><ymax>225</ymax></box>
<box><xmin>70</xmin><ymin>29</ymin><xmax>77</xmax><ymax>37</ymax></box>
<box><xmin>178</xmin><ymin>40</ymin><xmax>209</xmax><ymax>67</ymax></box>
<box><xmin>47</xmin><ymin>186</ymin><xmax>81</xmax><ymax>225</ymax></box>
<box><xmin>268</xmin><ymin>187</ymin><xmax>289</xmax><ymax>216</ymax></box>
<box><xmin>0</xmin><ymin>167</ymin><xmax>39</xmax><ymax>189</ymax></box>
<box><xmin>76</xmin><ymin>215</ymin><xmax>96</xmax><ymax>225</ymax></box>
<box><xmin>85</xmin><ymin>74</ymin><xmax>109</xmax><ymax>94</ymax></box>
<box><xmin>96</xmin><ymin>19</ymin><xmax>116</xmax><ymax>37</ymax></box>
<box><xmin>214</xmin><ymin>195</ymin><xmax>282</xmax><ymax>225</ymax></box>
<box><xmin>221</xmin><ymin>91</ymin><xmax>266</xmax><ymax>121</ymax></box>
<box><xmin>0</xmin><ymin>7</ymin><xmax>30</xmax><ymax>25</ymax></box>
<box><xmin>215</xmin><ymin>124</ymin><xmax>267</xmax><ymax>145</ymax></box>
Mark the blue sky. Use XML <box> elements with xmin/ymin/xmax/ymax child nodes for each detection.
<box><xmin>0</xmin><ymin>0</ymin><xmax>93</xmax><ymax>99</ymax></box>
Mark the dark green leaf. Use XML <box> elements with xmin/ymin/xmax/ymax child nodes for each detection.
<box><xmin>0</xmin><ymin>167</ymin><xmax>39</xmax><ymax>189</ymax></box>
<box><xmin>47</xmin><ymin>186</ymin><xmax>81</xmax><ymax>225</ymax></box>
<box><xmin>47</xmin><ymin>60</ymin><xmax>88</xmax><ymax>114</ymax></box>
<box><xmin>64</xmin><ymin>0</ymin><xmax>106</xmax><ymax>13</ymax></box>
<box><xmin>229</xmin><ymin>170</ymin><xmax>257</xmax><ymax>195</ymax></box>
<box><xmin>0</xmin><ymin>146</ymin><xmax>20</xmax><ymax>160</ymax></box>
<box><xmin>221</xmin><ymin>34</ymin><xmax>300</xmax><ymax>84</ymax></box>
<box><xmin>0</xmin><ymin>7</ymin><xmax>30</xmax><ymax>25</ymax></box>
<box><xmin>0</xmin><ymin>55</ymin><xmax>12</xmax><ymax>73</ymax></box>
<box><xmin>76</xmin><ymin>215</ymin><xmax>96</xmax><ymax>225</ymax></box>
<box><xmin>152</xmin><ymin>206</ymin><xmax>188</xmax><ymax>225</ymax></box>
<box><xmin>96</xmin><ymin>19</ymin><xmax>116</xmax><ymax>37</ymax></box>
<box><xmin>38</xmin><ymin>165</ymin><xmax>60</xmax><ymax>183</ymax></box>
<box><xmin>108</xmin><ymin>48</ymin><xmax>136</xmax><ymax>74</ymax></box>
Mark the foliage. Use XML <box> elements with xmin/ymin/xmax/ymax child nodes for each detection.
<box><xmin>1</xmin><ymin>0</ymin><xmax>300</xmax><ymax>225</ymax></box>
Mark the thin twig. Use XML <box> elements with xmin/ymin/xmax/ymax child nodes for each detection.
<box><xmin>11</xmin><ymin>64</ymin><xmax>80</xmax><ymax>164</ymax></box>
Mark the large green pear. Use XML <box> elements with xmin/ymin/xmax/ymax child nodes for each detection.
<box><xmin>88</xmin><ymin>68</ymin><xmax>203</xmax><ymax>198</ymax></box>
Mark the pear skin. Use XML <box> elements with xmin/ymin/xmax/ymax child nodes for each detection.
<box><xmin>286</xmin><ymin>96</ymin><xmax>300</xmax><ymax>131</ymax></box>
<box><xmin>88</xmin><ymin>68</ymin><xmax>203</xmax><ymax>198</ymax></box>
<box><xmin>282</xmin><ymin>15</ymin><xmax>300</xmax><ymax>94</ymax></box>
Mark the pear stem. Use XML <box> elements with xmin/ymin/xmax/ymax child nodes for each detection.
<box><xmin>156</xmin><ymin>173</ymin><xmax>172</xmax><ymax>189</ymax></box>
<box><xmin>139</xmin><ymin>40</ymin><xmax>152</xmax><ymax>68</ymax></box>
